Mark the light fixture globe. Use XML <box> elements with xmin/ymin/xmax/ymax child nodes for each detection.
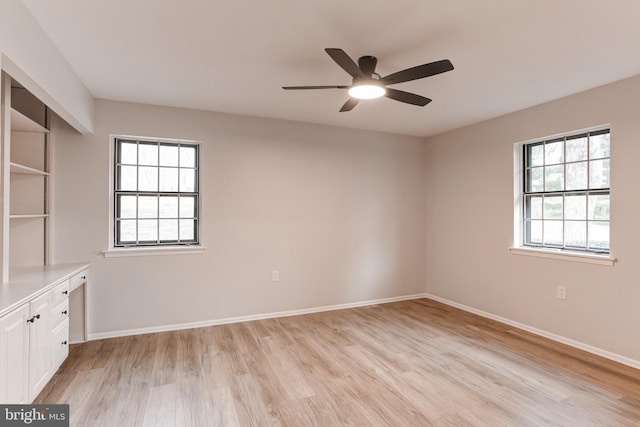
<box><xmin>348</xmin><ymin>82</ymin><xmax>386</xmax><ymax>100</ymax></box>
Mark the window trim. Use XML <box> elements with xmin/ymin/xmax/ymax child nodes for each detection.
<box><xmin>508</xmin><ymin>246</ymin><xmax>615</xmax><ymax>266</ymax></box>
<box><xmin>103</xmin><ymin>245</ymin><xmax>206</xmax><ymax>258</ymax></box>
<box><xmin>511</xmin><ymin>125</ymin><xmax>615</xmax><ymax>265</ymax></box>
<box><xmin>105</xmin><ymin>134</ymin><xmax>205</xmax><ymax>257</ymax></box>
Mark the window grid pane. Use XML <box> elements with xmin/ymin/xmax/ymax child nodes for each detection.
<box><xmin>522</xmin><ymin>129</ymin><xmax>609</xmax><ymax>253</ymax></box>
<box><xmin>114</xmin><ymin>138</ymin><xmax>199</xmax><ymax>247</ymax></box>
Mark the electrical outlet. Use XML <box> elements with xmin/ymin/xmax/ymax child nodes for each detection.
<box><xmin>271</xmin><ymin>270</ymin><xmax>279</xmax><ymax>282</ymax></box>
<box><xmin>557</xmin><ymin>286</ymin><xmax>567</xmax><ymax>300</ymax></box>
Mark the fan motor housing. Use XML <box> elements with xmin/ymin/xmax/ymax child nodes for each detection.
<box><xmin>358</xmin><ymin>55</ymin><xmax>378</xmax><ymax>77</ymax></box>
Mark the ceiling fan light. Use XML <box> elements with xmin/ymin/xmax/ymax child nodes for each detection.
<box><xmin>348</xmin><ymin>84</ymin><xmax>386</xmax><ymax>100</ymax></box>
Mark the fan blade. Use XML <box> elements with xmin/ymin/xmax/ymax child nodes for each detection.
<box><xmin>385</xmin><ymin>88</ymin><xmax>432</xmax><ymax>106</ymax></box>
<box><xmin>339</xmin><ymin>98</ymin><xmax>359</xmax><ymax>112</ymax></box>
<box><xmin>382</xmin><ymin>59</ymin><xmax>454</xmax><ymax>85</ymax></box>
<box><xmin>325</xmin><ymin>48</ymin><xmax>363</xmax><ymax>78</ymax></box>
<box><xmin>283</xmin><ymin>85</ymin><xmax>348</xmax><ymax>90</ymax></box>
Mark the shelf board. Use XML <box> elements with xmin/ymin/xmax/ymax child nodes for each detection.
<box><xmin>9</xmin><ymin>214</ymin><xmax>49</xmax><ymax>219</ymax></box>
<box><xmin>10</xmin><ymin>108</ymin><xmax>49</xmax><ymax>133</ymax></box>
<box><xmin>9</xmin><ymin>162</ymin><xmax>49</xmax><ymax>176</ymax></box>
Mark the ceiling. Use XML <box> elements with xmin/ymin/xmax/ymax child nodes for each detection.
<box><xmin>22</xmin><ymin>0</ymin><xmax>640</xmax><ymax>137</ymax></box>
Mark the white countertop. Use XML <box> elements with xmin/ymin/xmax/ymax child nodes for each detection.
<box><xmin>0</xmin><ymin>263</ymin><xmax>89</xmax><ymax>317</ymax></box>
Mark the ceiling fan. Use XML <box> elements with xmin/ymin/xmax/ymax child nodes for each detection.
<box><xmin>283</xmin><ymin>48</ymin><xmax>454</xmax><ymax>112</ymax></box>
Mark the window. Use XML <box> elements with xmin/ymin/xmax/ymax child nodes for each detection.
<box><xmin>113</xmin><ymin>137</ymin><xmax>200</xmax><ymax>247</ymax></box>
<box><xmin>521</xmin><ymin>128</ymin><xmax>610</xmax><ymax>253</ymax></box>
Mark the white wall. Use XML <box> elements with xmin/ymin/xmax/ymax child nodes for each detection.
<box><xmin>0</xmin><ymin>0</ymin><xmax>94</xmax><ymax>133</ymax></box>
<box><xmin>424</xmin><ymin>74</ymin><xmax>640</xmax><ymax>362</ymax></box>
<box><xmin>52</xmin><ymin>100</ymin><xmax>427</xmax><ymax>336</ymax></box>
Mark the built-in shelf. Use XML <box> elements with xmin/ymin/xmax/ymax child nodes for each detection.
<box><xmin>10</xmin><ymin>108</ymin><xmax>48</xmax><ymax>133</ymax></box>
<box><xmin>3</xmin><ymin>76</ymin><xmax>51</xmax><ymax>283</ymax></box>
<box><xmin>9</xmin><ymin>162</ymin><xmax>49</xmax><ymax>176</ymax></box>
<box><xmin>9</xmin><ymin>214</ymin><xmax>49</xmax><ymax>219</ymax></box>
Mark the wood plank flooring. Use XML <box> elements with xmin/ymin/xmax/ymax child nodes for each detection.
<box><xmin>35</xmin><ymin>298</ymin><xmax>640</xmax><ymax>426</ymax></box>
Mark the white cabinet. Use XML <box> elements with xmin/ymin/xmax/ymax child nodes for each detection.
<box><xmin>0</xmin><ymin>304</ymin><xmax>30</xmax><ymax>404</ymax></box>
<box><xmin>0</xmin><ymin>289</ymin><xmax>53</xmax><ymax>404</ymax></box>
<box><xmin>0</xmin><ymin>277</ymin><xmax>75</xmax><ymax>403</ymax></box>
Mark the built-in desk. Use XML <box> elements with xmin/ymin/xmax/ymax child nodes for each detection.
<box><xmin>1</xmin><ymin>263</ymin><xmax>88</xmax><ymax>312</ymax></box>
<box><xmin>1</xmin><ymin>263</ymin><xmax>89</xmax><ymax>342</ymax></box>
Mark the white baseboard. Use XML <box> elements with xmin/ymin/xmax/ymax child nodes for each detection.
<box><xmin>425</xmin><ymin>293</ymin><xmax>640</xmax><ymax>371</ymax></box>
<box><xmin>88</xmin><ymin>293</ymin><xmax>430</xmax><ymax>341</ymax></box>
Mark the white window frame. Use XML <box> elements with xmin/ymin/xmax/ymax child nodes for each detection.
<box><xmin>103</xmin><ymin>134</ymin><xmax>205</xmax><ymax>258</ymax></box>
<box><xmin>510</xmin><ymin>126</ymin><xmax>615</xmax><ymax>266</ymax></box>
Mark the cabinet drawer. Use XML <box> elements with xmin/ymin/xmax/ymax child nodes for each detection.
<box><xmin>69</xmin><ymin>269</ymin><xmax>89</xmax><ymax>292</ymax></box>
<box><xmin>51</xmin><ymin>319</ymin><xmax>69</xmax><ymax>370</ymax></box>
<box><xmin>51</xmin><ymin>280</ymin><xmax>69</xmax><ymax>307</ymax></box>
<box><xmin>51</xmin><ymin>300</ymin><xmax>69</xmax><ymax>330</ymax></box>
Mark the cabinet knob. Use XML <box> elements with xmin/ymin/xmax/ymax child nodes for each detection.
<box><xmin>62</xmin><ymin>290</ymin><xmax>69</xmax><ymax>295</ymax></box>
<box><xmin>62</xmin><ymin>340</ymin><xmax>68</xmax><ymax>345</ymax></box>
<box><xmin>81</xmin><ymin>276</ymin><xmax>86</xmax><ymax>280</ymax></box>
<box><xmin>62</xmin><ymin>310</ymin><xmax>68</xmax><ymax>315</ymax></box>
<box><xmin>26</xmin><ymin>314</ymin><xmax>40</xmax><ymax>323</ymax></box>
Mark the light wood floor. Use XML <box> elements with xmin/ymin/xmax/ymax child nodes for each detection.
<box><xmin>35</xmin><ymin>298</ymin><xmax>640</xmax><ymax>426</ymax></box>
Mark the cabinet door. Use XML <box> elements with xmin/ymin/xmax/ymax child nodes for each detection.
<box><xmin>28</xmin><ymin>291</ymin><xmax>52</xmax><ymax>401</ymax></box>
<box><xmin>0</xmin><ymin>304</ymin><xmax>30</xmax><ymax>404</ymax></box>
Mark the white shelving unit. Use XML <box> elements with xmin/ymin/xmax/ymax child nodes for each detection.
<box><xmin>1</xmin><ymin>74</ymin><xmax>51</xmax><ymax>282</ymax></box>
<box><xmin>0</xmin><ymin>72</ymin><xmax>89</xmax><ymax>404</ymax></box>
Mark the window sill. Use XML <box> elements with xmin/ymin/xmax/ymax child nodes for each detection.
<box><xmin>103</xmin><ymin>246</ymin><xmax>206</xmax><ymax>258</ymax></box>
<box><xmin>509</xmin><ymin>246</ymin><xmax>616</xmax><ymax>266</ymax></box>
